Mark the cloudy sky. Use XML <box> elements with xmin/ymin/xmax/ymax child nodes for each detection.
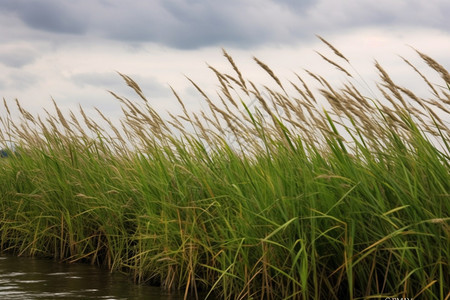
<box><xmin>1</xmin><ymin>0</ymin><xmax>450</xmax><ymax>128</ymax></box>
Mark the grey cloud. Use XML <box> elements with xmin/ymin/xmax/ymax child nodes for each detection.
<box><xmin>105</xmin><ymin>0</ymin><xmax>316</xmax><ymax>48</ymax></box>
<box><xmin>104</xmin><ymin>0</ymin><xmax>450</xmax><ymax>48</ymax></box>
<box><xmin>276</xmin><ymin>0</ymin><xmax>316</xmax><ymax>11</ymax></box>
<box><xmin>0</xmin><ymin>0</ymin><xmax>87</xmax><ymax>34</ymax></box>
<box><xmin>310</xmin><ymin>0</ymin><xmax>450</xmax><ymax>32</ymax></box>
<box><xmin>0</xmin><ymin>47</ymin><xmax>38</xmax><ymax>68</ymax></box>
<box><xmin>0</xmin><ymin>0</ymin><xmax>316</xmax><ymax>48</ymax></box>
<box><xmin>1</xmin><ymin>0</ymin><xmax>449</xmax><ymax>49</ymax></box>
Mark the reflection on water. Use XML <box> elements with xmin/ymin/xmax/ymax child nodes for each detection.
<box><xmin>0</xmin><ymin>255</ymin><xmax>187</xmax><ymax>299</ymax></box>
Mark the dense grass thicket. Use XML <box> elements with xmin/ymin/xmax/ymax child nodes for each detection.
<box><xmin>1</xmin><ymin>41</ymin><xmax>449</xmax><ymax>299</ymax></box>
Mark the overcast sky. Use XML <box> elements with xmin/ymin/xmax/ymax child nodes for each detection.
<box><xmin>1</xmin><ymin>0</ymin><xmax>450</xmax><ymax>132</ymax></box>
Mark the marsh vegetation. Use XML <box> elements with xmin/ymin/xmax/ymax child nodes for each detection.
<box><xmin>0</xmin><ymin>40</ymin><xmax>449</xmax><ymax>299</ymax></box>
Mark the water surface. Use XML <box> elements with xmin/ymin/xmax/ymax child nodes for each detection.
<box><xmin>0</xmin><ymin>255</ymin><xmax>187</xmax><ymax>299</ymax></box>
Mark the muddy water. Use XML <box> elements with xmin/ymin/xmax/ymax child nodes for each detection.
<box><xmin>0</xmin><ymin>255</ymin><xmax>189</xmax><ymax>299</ymax></box>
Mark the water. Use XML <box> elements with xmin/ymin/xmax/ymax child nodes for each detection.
<box><xmin>0</xmin><ymin>255</ymin><xmax>189</xmax><ymax>299</ymax></box>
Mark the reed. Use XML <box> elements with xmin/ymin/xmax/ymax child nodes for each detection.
<box><xmin>0</xmin><ymin>40</ymin><xmax>449</xmax><ymax>299</ymax></box>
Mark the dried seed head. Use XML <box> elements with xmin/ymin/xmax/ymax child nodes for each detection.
<box><xmin>316</xmin><ymin>35</ymin><xmax>349</xmax><ymax>63</ymax></box>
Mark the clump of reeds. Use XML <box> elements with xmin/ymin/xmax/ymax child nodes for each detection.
<box><xmin>0</xmin><ymin>39</ymin><xmax>449</xmax><ymax>300</ymax></box>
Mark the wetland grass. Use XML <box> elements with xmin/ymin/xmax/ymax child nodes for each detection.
<box><xmin>0</xmin><ymin>41</ymin><xmax>449</xmax><ymax>299</ymax></box>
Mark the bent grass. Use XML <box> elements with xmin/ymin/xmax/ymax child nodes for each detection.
<box><xmin>0</xmin><ymin>40</ymin><xmax>449</xmax><ymax>299</ymax></box>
